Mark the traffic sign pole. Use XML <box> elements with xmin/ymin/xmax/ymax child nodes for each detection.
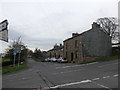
<box><xmin>18</xmin><ymin>53</ymin><xmax>20</xmax><ymax>67</ymax></box>
<box><xmin>13</xmin><ymin>54</ymin><xmax>16</xmax><ymax>66</ymax></box>
<box><xmin>13</xmin><ymin>52</ymin><xmax>17</xmax><ymax>66</ymax></box>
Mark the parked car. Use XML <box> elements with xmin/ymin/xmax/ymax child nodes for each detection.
<box><xmin>50</xmin><ymin>58</ymin><xmax>57</xmax><ymax>62</ymax></box>
<box><xmin>44</xmin><ymin>58</ymin><xmax>51</xmax><ymax>62</ymax></box>
<box><xmin>57</xmin><ymin>57</ymin><xmax>68</xmax><ymax>63</ymax></box>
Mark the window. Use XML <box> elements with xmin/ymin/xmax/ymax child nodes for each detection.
<box><xmin>50</xmin><ymin>53</ymin><xmax>52</xmax><ymax>58</ymax></box>
<box><xmin>75</xmin><ymin>51</ymin><xmax>78</xmax><ymax>59</ymax></box>
<box><xmin>66</xmin><ymin>43</ymin><xmax>68</xmax><ymax>49</ymax></box>
<box><xmin>66</xmin><ymin>52</ymin><xmax>68</xmax><ymax>59</ymax></box>
<box><xmin>75</xmin><ymin>40</ymin><xmax>78</xmax><ymax>48</ymax></box>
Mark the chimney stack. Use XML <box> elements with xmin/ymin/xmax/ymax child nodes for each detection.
<box><xmin>60</xmin><ymin>43</ymin><xmax>62</xmax><ymax>46</ymax></box>
<box><xmin>72</xmin><ymin>32</ymin><xmax>79</xmax><ymax>37</ymax></box>
<box><xmin>92</xmin><ymin>22</ymin><xmax>100</xmax><ymax>29</ymax></box>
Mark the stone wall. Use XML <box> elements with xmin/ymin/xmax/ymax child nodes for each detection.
<box><xmin>63</xmin><ymin>35</ymin><xmax>83</xmax><ymax>63</ymax></box>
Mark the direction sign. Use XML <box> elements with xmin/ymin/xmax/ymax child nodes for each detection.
<box><xmin>0</xmin><ymin>20</ymin><xmax>8</xmax><ymax>31</ymax></box>
<box><xmin>14</xmin><ymin>45</ymin><xmax>21</xmax><ymax>53</ymax></box>
<box><xmin>0</xmin><ymin>20</ymin><xmax>8</xmax><ymax>42</ymax></box>
<box><xmin>13</xmin><ymin>52</ymin><xmax>17</xmax><ymax>55</ymax></box>
<box><xmin>0</xmin><ymin>29</ymin><xmax>8</xmax><ymax>42</ymax></box>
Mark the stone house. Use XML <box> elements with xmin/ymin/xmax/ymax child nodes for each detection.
<box><xmin>63</xmin><ymin>22</ymin><xmax>112</xmax><ymax>63</ymax></box>
<box><xmin>47</xmin><ymin>44</ymin><xmax>63</xmax><ymax>59</ymax></box>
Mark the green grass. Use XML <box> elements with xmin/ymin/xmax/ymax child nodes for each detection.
<box><xmin>2</xmin><ymin>61</ymin><xmax>28</xmax><ymax>75</ymax></box>
<box><xmin>0</xmin><ymin>69</ymin><xmax>2</xmax><ymax>75</ymax></box>
<box><xmin>80</xmin><ymin>55</ymin><xmax>119</xmax><ymax>64</ymax></box>
<box><xmin>96</xmin><ymin>55</ymin><xmax>119</xmax><ymax>62</ymax></box>
<box><xmin>0</xmin><ymin>58</ymin><xmax>2</xmax><ymax>75</ymax></box>
<box><xmin>2</xmin><ymin>58</ymin><xmax>11</xmax><ymax>63</ymax></box>
<box><xmin>0</xmin><ymin>59</ymin><xmax>1</xmax><ymax>63</ymax></box>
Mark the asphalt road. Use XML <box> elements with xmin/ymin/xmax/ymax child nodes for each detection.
<box><xmin>2</xmin><ymin>58</ymin><xmax>119</xmax><ymax>90</ymax></box>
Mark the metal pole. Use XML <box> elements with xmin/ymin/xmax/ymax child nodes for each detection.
<box><xmin>18</xmin><ymin>53</ymin><xmax>20</xmax><ymax>67</ymax></box>
<box><xmin>13</xmin><ymin>55</ymin><xmax>15</xmax><ymax>66</ymax></box>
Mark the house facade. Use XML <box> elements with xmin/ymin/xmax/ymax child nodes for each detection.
<box><xmin>47</xmin><ymin>44</ymin><xmax>63</xmax><ymax>59</ymax></box>
<box><xmin>63</xmin><ymin>22</ymin><xmax>112</xmax><ymax>63</ymax></box>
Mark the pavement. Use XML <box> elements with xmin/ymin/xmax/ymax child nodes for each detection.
<box><xmin>2</xmin><ymin>58</ymin><xmax>119</xmax><ymax>90</ymax></box>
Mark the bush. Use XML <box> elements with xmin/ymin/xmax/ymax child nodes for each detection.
<box><xmin>2</xmin><ymin>58</ymin><xmax>25</xmax><ymax>66</ymax></box>
<box><xmin>112</xmin><ymin>46</ymin><xmax>120</xmax><ymax>56</ymax></box>
<box><xmin>2</xmin><ymin>60</ymin><xmax>27</xmax><ymax>74</ymax></box>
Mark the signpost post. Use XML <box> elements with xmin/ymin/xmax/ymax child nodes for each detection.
<box><xmin>13</xmin><ymin>45</ymin><xmax>21</xmax><ymax>67</ymax></box>
<box><xmin>0</xmin><ymin>20</ymin><xmax>8</xmax><ymax>90</ymax></box>
<box><xmin>13</xmin><ymin>52</ymin><xmax>17</xmax><ymax>66</ymax></box>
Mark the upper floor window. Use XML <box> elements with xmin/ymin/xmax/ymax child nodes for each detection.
<box><xmin>75</xmin><ymin>51</ymin><xmax>78</xmax><ymax>59</ymax></box>
<box><xmin>66</xmin><ymin>43</ymin><xmax>68</xmax><ymax>49</ymax></box>
<box><xmin>75</xmin><ymin>40</ymin><xmax>78</xmax><ymax>48</ymax></box>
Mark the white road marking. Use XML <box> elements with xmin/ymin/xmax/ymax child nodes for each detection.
<box><xmin>22</xmin><ymin>77</ymin><xmax>32</xmax><ymax>80</ymax></box>
<box><xmin>53</xmin><ymin>69</ymin><xmax>84</xmax><ymax>75</ymax></box>
<box><xmin>103</xmin><ymin>76</ymin><xmax>110</xmax><ymax>79</ymax></box>
<box><xmin>113</xmin><ymin>74</ymin><xmax>118</xmax><ymax>77</ymax></box>
<box><xmin>91</xmin><ymin>81</ymin><xmax>112</xmax><ymax>90</ymax></box>
<box><xmin>74</xmin><ymin>69</ymin><xmax>83</xmax><ymax>72</ymax></box>
<box><xmin>60</xmin><ymin>71</ymin><xmax>72</xmax><ymax>74</ymax></box>
<box><xmin>98</xmin><ymin>63</ymin><xmax>118</xmax><ymax>68</ymax></box>
<box><xmin>47</xmin><ymin>74</ymin><xmax>118</xmax><ymax>89</ymax></box>
<box><xmin>92</xmin><ymin>78</ymin><xmax>100</xmax><ymax>81</ymax></box>
<box><xmin>56</xmin><ymin>62</ymin><xmax>98</xmax><ymax>69</ymax></box>
<box><xmin>50</xmin><ymin>80</ymin><xmax>91</xmax><ymax>88</ymax></box>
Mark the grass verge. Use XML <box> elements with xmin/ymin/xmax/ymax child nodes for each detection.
<box><xmin>80</xmin><ymin>55</ymin><xmax>119</xmax><ymax>64</ymax></box>
<box><xmin>2</xmin><ymin>58</ymin><xmax>11</xmax><ymax>63</ymax></box>
<box><xmin>0</xmin><ymin>69</ymin><xmax>2</xmax><ymax>75</ymax></box>
<box><xmin>2</xmin><ymin>60</ymin><xmax>28</xmax><ymax>75</ymax></box>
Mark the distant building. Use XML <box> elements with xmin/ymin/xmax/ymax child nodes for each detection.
<box><xmin>63</xmin><ymin>22</ymin><xmax>112</xmax><ymax>63</ymax></box>
<box><xmin>47</xmin><ymin>43</ymin><xmax>63</xmax><ymax>59</ymax></box>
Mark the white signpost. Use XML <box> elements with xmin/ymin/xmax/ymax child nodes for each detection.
<box><xmin>0</xmin><ymin>20</ymin><xmax>8</xmax><ymax>90</ymax></box>
<box><xmin>13</xmin><ymin>45</ymin><xmax>22</xmax><ymax>67</ymax></box>
<box><xmin>0</xmin><ymin>20</ymin><xmax>8</xmax><ymax>42</ymax></box>
<box><xmin>0</xmin><ymin>30</ymin><xmax>8</xmax><ymax>42</ymax></box>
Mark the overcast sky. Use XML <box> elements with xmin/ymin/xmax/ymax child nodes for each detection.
<box><xmin>0</xmin><ymin>0</ymin><xmax>119</xmax><ymax>53</ymax></box>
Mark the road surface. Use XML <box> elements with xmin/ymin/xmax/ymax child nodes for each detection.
<box><xmin>2</xmin><ymin>58</ymin><xmax>119</xmax><ymax>90</ymax></box>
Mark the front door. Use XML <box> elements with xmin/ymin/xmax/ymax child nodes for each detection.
<box><xmin>71</xmin><ymin>53</ymin><xmax>74</xmax><ymax>61</ymax></box>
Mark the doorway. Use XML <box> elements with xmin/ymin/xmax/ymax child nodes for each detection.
<box><xmin>71</xmin><ymin>52</ymin><xmax>74</xmax><ymax>61</ymax></box>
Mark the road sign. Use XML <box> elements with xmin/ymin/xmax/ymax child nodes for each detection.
<box><xmin>13</xmin><ymin>52</ymin><xmax>17</xmax><ymax>55</ymax></box>
<box><xmin>0</xmin><ymin>20</ymin><xmax>8</xmax><ymax>31</ymax></box>
<box><xmin>0</xmin><ymin>29</ymin><xmax>8</xmax><ymax>42</ymax></box>
<box><xmin>0</xmin><ymin>20</ymin><xmax>8</xmax><ymax>42</ymax></box>
<box><xmin>14</xmin><ymin>45</ymin><xmax>21</xmax><ymax>53</ymax></box>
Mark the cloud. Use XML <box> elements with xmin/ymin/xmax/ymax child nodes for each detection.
<box><xmin>0</xmin><ymin>1</ymin><xmax>118</xmax><ymax>52</ymax></box>
<box><xmin>8</xmin><ymin>28</ymin><xmax>63</xmax><ymax>51</ymax></box>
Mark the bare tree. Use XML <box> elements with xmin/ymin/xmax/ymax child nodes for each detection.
<box><xmin>97</xmin><ymin>17</ymin><xmax>119</xmax><ymax>42</ymax></box>
<box><xmin>5</xmin><ymin>36</ymin><xmax>27</xmax><ymax>62</ymax></box>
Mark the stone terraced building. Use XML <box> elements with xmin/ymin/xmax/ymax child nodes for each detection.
<box><xmin>47</xmin><ymin>44</ymin><xmax>63</xmax><ymax>59</ymax></box>
<box><xmin>63</xmin><ymin>22</ymin><xmax>112</xmax><ymax>63</ymax></box>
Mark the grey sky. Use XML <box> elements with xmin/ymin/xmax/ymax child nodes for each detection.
<box><xmin>0</xmin><ymin>0</ymin><xmax>119</xmax><ymax>52</ymax></box>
